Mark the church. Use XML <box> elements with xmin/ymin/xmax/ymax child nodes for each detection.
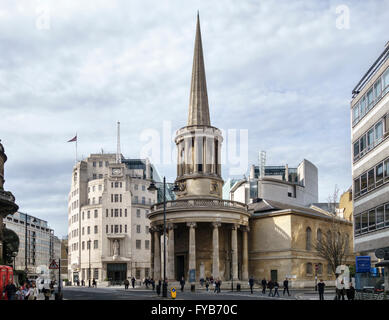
<box><xmin>147</xmin><ymin>14</ymin><xmax>354</xmax><ymax>288</ymax></box>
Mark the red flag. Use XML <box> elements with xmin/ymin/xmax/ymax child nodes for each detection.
<box><xmin>67</xmin><ymin>135</ymin><xmax>77</xmax><ymax>142</ymax></box>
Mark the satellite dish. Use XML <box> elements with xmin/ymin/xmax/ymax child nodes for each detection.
<box><xmin>375</xmin><ymin>248</ymin><xmax>386</xmax><ymax>259</ymax></box>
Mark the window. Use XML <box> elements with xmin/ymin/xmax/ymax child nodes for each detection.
<box><xmin>306</xmin><ymin>263</ymin><xmax>313</xmax><ymax>275</ymax></box>
<box><xmin>82</xmin><ymin>212</ymin><xmax>85</xmax><ymax>220</ymax></box>
<box><xmin>120</xmin><ymin>209</ymin><xmax>122</xmax><ymax>217</ymax></box>
<box><xmin>355</xmin><ymin>214</ymin><xmax>361</xmax><ymax>235</ymax></box>
<box><xmin>386</xmin><ymin>204</ymin><xmax>389</xmax><ymax>227</ymax></box>
<box><xmin>106</xmin><ymin>225</ymin><xmax>108</xmax><ymax>233</ymax></box>
<box><xmin>94</xmin><ymin>240</ymin><xmax>98</xmax><ymax>249</ymax></box>
<box><xmin>367</xmin><ymin>128</ymin><xmax>375</xmax><ymax>149</ymax></box>
<box><xmin>87</xmin><ymin>211</ymin><xmax>90</xmax><ymax>219</ymax></box>
<box><xmin>105</xmin><ymin>161</ymin><xmax>109</xmax><ymax>167</ymax></box>
<box><xmin>93</xmin><ymin>174</ymin><xmax>97</xmax><ymax>179</ymax></box>
<box><xmin>136</xmin><ymin>240</ymin><xmax>141</xmax><ymax>249</ymax></box>
<box><xmin>111</xmin><ymin>225</ymin><xmax>113</xmax><ymax>233</ymax></box>
<box><xmin>375</xmin><ymin>121</ymin><xmax>383</xmax><ymax>142</ymax></box>
<box><xmin>352</xmin><ymin>104</ymin><xmax>359</xmax><ymax>125</ymax></box>
<box><xmin>142</xmin><ymin>197</ymin><xmax>145</xmax><ymax>204</ymax></box>
<box><xmin>114</xmin><ymin>194</ymin><xmax>119</xmax><ymax>202</ymax></box>
<box><xmin>145</xmin><ymin>226</ymin><xmax>149</xmax><ymax>234</ymax></box>
<box><xmin>376</xmin><ymin>163</ymin><xmax>384</xmax><ymax>186</ymax></box>
<box><xmin>354</xmin><ymin>178</ymin><xmax>360</xmax><ymax>198</ymax></box>
<box><xmin>142</xmin><ymin>185</ymin><xmax>145</xmax><ymax>191</ymax></box>
<box><xmin>99</xmin><ymin>185</ymin><xmax>102</xmax><ymax>191</ymax></box>
<box><xmin>120</xmin><ymin>194</ymin><xmax>122</xmax><ymax>202</ymax></box>
<box><xmin>94</xmin><ymin>210</ymin><xmax>98</xmax><ymax>218</ymax></box>
<box><xmin>136</xmin><ymin>269</ymin><xmax>141</xmax><ymax>279</ymax></box>
<box><xmin>125</xmin><ymin>225</ymin><xmax>127</xmax><ymax>233</ymax></box>
<box><xmin>87</xmin><ymin>226</ymin><xmax>90</xmax><ymax>234</ymax></box>
<box><xmin>137</xmin><ymin>225</ymin><xmax>141</xmax><ymax>233</ymax></box>
<box><xmin>360</xmin><ymin>135</ymin><xmax>366</xmax><ymax>155</ymax></box>
<box><xmin>115</xmin><ymin>209</ymin><xmax>119</xmax><ymax>217</ymax></box>
<box><xmin>120</xmin><ymin>225</ymin><xmax>122</xmax><ymax>233</ymax></box>
<box><xmin>94</xmin><ymin>268</ymin><xmax>99</xmax><ymax>279</ymax></box>
<box><xmin>145</xmin><ymin>240</ymin><xmax>150</xmax><ymax>249</ymax></box>
<box><xmin>316</xmin><ymin>229</ymin><xmax>322</xmax><ymax>249</ymax></box>
<box><xmin>368</xmin><ymin>209</ymin><xmax>376</xmax><ymax>231</ymax></box>
<box><xmin>99</xmin><ymin>197</ymin><xmax>102</xmax><ymax>204</ymax></box>
<box><xmin>99</xmin><ymin>161</ymin><xmax>103</xmax><ymax>167</ymax></box>
<box><xmin>114</xmin><ymin>225</ymin><xmax>118</xmax><ymax>233</ymax></box>
<box><xmin>94</xmin><ymin>225</ymin><xmax>98</xmax><ymax>234</ymax></box>
<box><xmin>361</xmin><ymin>212</ymin><xmax>368</xmax><ymax>233</ymax></box>
<box><xmin>134</xmin><ymin>196</ymin><xmax>138</xmax><ymax>203</ymax></box>
<box><xmin>374</xmin><ymin>78</ymin><xmax>382</xmax><ymax>100</ymax></box>
<box><xmin>368</xmin><ymin>169</ymin><xmax>375</xmax><ymax>191</ymax></box>
<box><xmin>145</xmin><ymin>268</ymin><xmax>150</xmax><ymax>278</ymax></box>
<box><xmin>134</xmin><ymin>184</ymin><xmax>138</xmax><ymax>190</ymax></box>
<box><xmin>377</xmin><ymin>206</ymin><xmax>384</xmax><ymax>229</ymax></box>
<box><xmin>82</xmin><ymin>241</ymin><xmax>85</xmax><ymax>250</ymax></box>
<box><xmin>99</xmin><ymin>174</ymin><xmax>103</xmax><ymax>179</ymax></box>
<box><xmin>306</xmin><ymin>227</ymin><xmax>312</xmax><ymax>251</ymax></box>
<box><xmin>115</xmin><ymin>182</ymin><xmax>119</xmax><ymax>188</ymax></box>
<box><xmin>125</xmin><ymin>209</ymin><xmax>127</xmax><ymax>217</ymax></box>
<box><xmin>367</xmin><ymin>88</ymin><xmax>374</xmax><ymax>109</ymax></box>
<box><xmin>385</xmin><ymin>160</ymin><xmax>389</xmax><ymax>182</ymax></box>
<box><xmin>360</xmin><ymin>173</ymin><xmax>367</xmax><ymax>195</ymax></box>
<box><xmin>136</xmin><ymin>209</ymin><xmax>141</xmax><ymax>218</ymax></box>
<box><xmin>87</xmin><ymin>241</ymin><xmax>90</xmax><ymax>250</ymax></box>
<box><xmin>111</xmin><ymin>209</ymin><xmax>113</xmax><ymax>217</ymax></box>
<box><xmin>318</xmin><ymin>263</ymin><xmax>323</xmax><ymax>275</ymax></box>
<box><xmin>93</xmin><ymin>162</ymin><xmax>96</xmax><ymax>167</ymax></box>
<box><xmin>106</xmin><ymin>209</ymin><xmax>108</xmax><ymax>218</ymax></box>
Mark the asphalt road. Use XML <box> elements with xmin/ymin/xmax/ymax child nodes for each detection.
<box><xmin>61</xmin><ymin>286</ymin><xmax>335</xmax><ymax>300</ymax></box>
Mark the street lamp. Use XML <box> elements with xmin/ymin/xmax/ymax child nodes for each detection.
<box><xmin>147</xmin><ymin>178</ymin><xmax>179</xmax><ymax>298</ymax></box>
<box><xmin>88</xmin><ymin>239</ymin><xmax>91</xmax><ymax>288</ymax></box>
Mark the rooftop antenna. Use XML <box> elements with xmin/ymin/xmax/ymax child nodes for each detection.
<box><xmin>116</xmin><ymin>121</ymin><xmax>121</xmax><ymax>164</ymax></box>
<box><xmin>260</xmin><ymin>150</ymin><xmax>266</xmax><ymax>178</ymax></box>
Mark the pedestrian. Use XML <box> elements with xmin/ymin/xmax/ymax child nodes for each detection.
<box><xmin>151</xmin><ymin>278</ymin><xmax>155</xmax><ymax>291</ymax></box>
<box><xmin>273</xmin><ymin>281</ymin><xmax>280</xmax><ymax>297</ymax></box>
<box><xmin>346</xmin><ymin>283</ymin><xmax>355</xmax><ymax>300</ymax></box>
<box><xmin>28</xmin><ymin>282</ymin><xmax>38</xmax><ymax>300</ymax></box>
<box><xmin>131</xmin><ymin>277</ymin><xmax>136</xmax><ymax>288</ymax></box>
<box><xmin>261</xmin><ymin>278</ymin><xmax>267</xmax><ymax>294</ymax></box>
<box><xmin>44</xmin><ymin>286</ymin><xmax>51</xmax><ymax>300</ymax></box>
<box><xmin>317</xmin><ymin>279</ymin><xmax>325</xmax><ymax>300</ymax></box>
<box><xmin>156</xmin><ymin>280</ymin><xmax>161</xmax><ymax>296</ymax></box>
<box><xmin>249</xmin><ymin>276</ymin><xmax>254</xmax><ymax>294</ymax></box>
<box><xmin>337</xmin><ymin>280</ymin><xmax>345</xmax><ymax>300</ymax></box>
<box><xmin>213</xmin><ymin>279</ymin><xmax>218</xmax><ymax>293</ymax></box>
<box><xmin>15</xmin><ymin>286</ymin><xmax>24</xmax><ymax>300</ymax></box>
<box><xmin>200</xmin><ymin>278</ymin><xmax>204</xmax><ymax>287</ymax></box>
<box><xmin>180</xmin><ymin>276</ymin><xmax>185</xmax><ymax>292</ymax></box>
<box><xmin>218</xmin><ymin>279</ymin><xmax>222</xmax><ymax>293</ymax></box>
<box><xmin>3</xmin><ymin>281</ymin><xmax>17</xmax><ymax>300</ymax></box>
<box><xmin>92</xmin><ymin>278</ymin><xmax>97</xmax><ymax>288</ymax></box>
<box><xmin>283</xmin><ymin>278</ymin><xmax>290</xmax><ymax>296</ymax></box>
<box><xmin>23</xmin><ymin>283</ymin><xmax>29</xmax><ymax>300</ymax></box>
<box><xmin>124</xmin><ymin>279</ymin><xmax>129</xmax><ymax>290</ymax></box>
<box><xmin>267</xmin><ymin>280</ymin><xmax>274</xmax><ymax>297</ymax></box>
<box><xmin>205</xmin><ymin>279</ymin><xmax>209</xmax><ymax>292</ymax></box>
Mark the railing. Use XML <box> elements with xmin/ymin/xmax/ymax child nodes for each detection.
<box><xmin>151</xmin><ymin>199</ymin><xmax>248</xmax><ymax>211</ymax></box>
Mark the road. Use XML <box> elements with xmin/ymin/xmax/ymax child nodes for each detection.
<box><xmin>61</xmin><ymin>285</ymin><xmax>337</xmax><ymax>300</ymax></box>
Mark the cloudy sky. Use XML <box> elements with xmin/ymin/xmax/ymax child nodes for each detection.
<box><xmin>1</xmin><ymin>0</ymin><xmax>389</xmax><ymax>237</ymax></box>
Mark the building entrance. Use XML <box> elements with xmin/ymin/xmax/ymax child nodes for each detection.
<box><xmin>107</xmin><ymin>263</ymin><xmax>127</xmax><ymax>285</ymax></box>
<box><xmin>176</xmin><ymin>255</ymin><xmax>185</xmax><ymax>281</ymax></box>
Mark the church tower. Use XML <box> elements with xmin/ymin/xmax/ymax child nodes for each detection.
<box><xmin>174</xmin><ymin>13</ymin><xmax>223</xmax><ymax>199</ymax></box>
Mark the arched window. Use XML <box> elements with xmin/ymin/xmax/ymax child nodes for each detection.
<box><xmin>306</xmin><ymin>263</ymin><xmax>313</xmax><ymax>275</ymax></box>
<box><xmin>306</xmin><ymin>227</ymin><xmax>312</xmax><ymax>251</ymax></box>
<box><xmin>318</xmin><ymin>263</ymin><xmax>323</xmax><ymax>275</ymax></box>
<box><xmin>326</xmin><ymin>230</ymin><xmax>332</xmax><ymax>243</ymax></box>
<box><xmin>317</xmin><ymin>229</ymin><xmax>322</xmax><ymax>250</ymax></box>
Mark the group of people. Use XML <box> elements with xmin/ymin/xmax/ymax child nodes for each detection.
<box><xmin>74</xmin><ymin>278</ymin><xmax>97</xmax><ymax>287</ymax></box>
<box><xmin>2</xmin><ymin>281</ymin><xmax>39</xmax><ymax>300</ymax></box>
<box><xmin>258</xmin><ymin>278</ymin><xmax>290</xmax><ymax>297</ymax></box>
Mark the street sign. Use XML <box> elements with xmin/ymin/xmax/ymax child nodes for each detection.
<box><xmin>49</xmin><ymin>259</ymin><xmax>59</xmax><ymax>269</ymax></box>
<box><xmin>356</xmin><ymin>256</ymin><xmax>371</xmax><ymax>273</ymax></box>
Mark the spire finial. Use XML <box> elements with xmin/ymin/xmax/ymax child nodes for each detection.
<box><xmin>187</xmin><ymin>12</ymin><xmax>211</xmax><ymax>126</ymax></box>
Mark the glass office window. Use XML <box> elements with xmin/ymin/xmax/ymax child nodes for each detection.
<box><xmin>360</xmin><ymin>135</ymin><xmax>366</xmax><ymax>154</ymax></box>
<box><xmin>354</xmin><ymin>215</ymin><xmax>361</xmax><ymax>235</ymax></box>
<box><xmin>353</xmin><ymin>141</ymin><xmax>359</xmax><ymax>159</ymax></box>
<box><xmin>360</xmin><ymin>97</ymin><xmax>366</xmax><ymax>116</ymax></box>
<box><xmin>375</xmin><ymin>121</ymin><xmax>383</xmax><ymax>141</ymax></box>
<box><xmin>377</xmin><ymin>206</ymin><xmax>384</xmax><ymax>228</ymax></box>
<box><xmin>368</xmin><ymin>210</ymin><xmax>376</xmax><ymax>231</ymax></box>
<box><xmin>361</xmin><ymin>212</ymin><xmax>368</xmax><ymax>232</ymax></box>
<box><xmin>354</xmin><ymin>178</ymin><xmax>360</xmax><ymax>197</ymax></box>
<box><xmin>383</xmin><ymin>69</ymin><xmax>389</xmax><ymax>94</ymax></box>
<box><xmin>386</xmin><ymin>204</ymin><xmax>389</xmax><ymax>227</ymax></box>
<box><xmin>367</xmin><ymin>129</ymin><xmax>374</xmax><ymax>149</ymax></box>
<box><xmin>360</xmin><ymin>173</ymin><xmax>367</xmax><ymax>194</ymax></box>
<box><xmin>374</xmin><ymin>79</ymin><xmax>382</xmax><ymax>99</ymax></box>
<box><xmin>367</xmin><ymin>88</ymin><xmax>374</xmax><ymax>108</ymax></box>
<box><xmin>353</xmin><ymin>104</ymin><xmax>359</xmax><ymax>124</ymax></box>
<box><xmin>376</xmin><ymin>163</ymin><xmax>384</xmax><ymax>186</ymax></box>
<box><xmin>368</xmin><ymin>169</ymin><xmax>375</xmax><ymax>191</ymax></box>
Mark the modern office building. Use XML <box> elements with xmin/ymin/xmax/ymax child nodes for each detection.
<box><xmin>0</xmin><ymin>140</ymin><xmax>18</xmax><ymax>260</ymax></box>
<box><xmin>67</xmin><ymin>152</ymin><xmax>158</xmax><ymax>284</ymax></box>
<box><xmin>3</xmin><ymin>211</ymin><xmax>60</xmax><ymax>276</ymax></box>
<box><xmin>351</xmin><ymin>42</ymin><xmax>389</xmax><ymax>262</ymax></box>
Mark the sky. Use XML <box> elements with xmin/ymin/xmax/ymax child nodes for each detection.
<box><xmin>1</xmin><ymin>0</ymin><xmax>389</xmax><ymax>238</ymax></box>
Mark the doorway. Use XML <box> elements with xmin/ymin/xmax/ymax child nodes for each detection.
<box><xmin>107</xmin><ymin>263</ymin><xmax>127</xmax><ymax>285</ymax></box>
<box><xmin>271</xmin><ymin>270</ymin><xmax>278</xmax><ymax>282</ymax></box>
<box><xmin>176</xmin><ymin>255</ymin><xmax>185</xmax><ymax>281</ymax></box>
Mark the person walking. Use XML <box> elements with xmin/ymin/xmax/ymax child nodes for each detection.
<box><xmin>28</xmin><ymin>282</ymin><xmax>38</xmax><ymax>300</ymax></box>
<box><xmin>180</xmin><ymin>276</ymin><xmax>185</xmax><ymax>292</ymax></box>
<box><xmin>3</xmin><ymin>281</ymin><xmax>17</xmax><ymax>300</ymax></box>
<box><xmin>205</xmin><ymin>279</ymin><xmax>209</xmax><ymax>292</ymax></box>
<box><xmin>267</xmin><ymin>280</ymin><xmax>274</xmax><ymax>297</ymax></box>
<box><xmin>337</xmin><ymin>280</ymin><xmax>345</xmax><ymax>300</ymax></box>
<box><xmin>131</xmin><ymin>277</ymin><xmax>136</xmax><ymax>289</ymax></box>
<box><xmin>43</xmin><ymin>286</ymin><xmax>51</xmax><ymax>300</ymax></box>
<box><xmin>218</xmin><ymin>279</ymin><xmax>222</xmax><ymax>293</ymax></box>
<box><xmin>261</xmin><ymin>278</ymin><xmax>267</xmax><ymax>294</ymax></box>
<box><xmin>283</xmin><ymin>278</ymin><xmax>290</xmax><ymax>296</ymax></box>
<box><xmin>346</xmin><ymin>283</ymin><xmax>355</xmax><ymax>300</ymax></box>
<box><xmin>156</xmin><ymin>280</ymin><xmax>161</xmax><ymax>296</ymax></box>
<box><xmin>317</xmin><ymin>279</ymin><xmax>325</xmax><ymax>300</ymax></box>
<box><xmin>92</xmin><ymin>278</ymin><xmax>97</xmax><ymax>288</ymax></box>
<box><xmin>249</xmin><ymin>276</ymin><xmax>254</xmax><ymax>294</ymax></box>
<box><xmin>273</xmin><ymin>281</ymin><xmax>280</xmax><ymax>297</ymax></box>
<box><xmin>151</xmin><ymin>278</ymin><xmax>155</xmax><ymax>291</ymax></box>
<box><xmin>15</xmin><ymin>286</ymin><xmax>24</xmax><ymax>300</ymax></box>
<box><xmin>124</xmin><ymin>279</ymin><xmax>129</xmax><ymax>290</ymax></box>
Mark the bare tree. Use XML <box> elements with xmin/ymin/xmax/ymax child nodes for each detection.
<box><xmin>327</xmin><ymin>184</ymin><xmax>340</xmax><ymax>215</ymax></box>
<box><xmin>314</xmin><ymin>218</ymin><xmax>349</xmax><ymax>275</ymax></box>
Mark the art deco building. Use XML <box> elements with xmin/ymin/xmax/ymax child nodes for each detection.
<box><xmin>0</xmin><ymin>140</ymin><xmax>19</xmax><ymax>261</ymax></box>
<box><xmin>67</xmin><ymin>153</ymin><xmax>158</xmax><ymax>284</ymax></box>
<box><xmin>351</xmin><ymin>42</ymin><xmax>389</xmax><ymax>262</ymax></box>
<box><xmin>148</xmin><ymin>14</ymin><xmax>250</xmax><ymax>283</ymax></box>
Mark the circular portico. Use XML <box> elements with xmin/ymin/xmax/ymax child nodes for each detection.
<box><xmin>148</xmin><ymin>198</ymin><xmax>250</xmax><ymax>282</ymax></box>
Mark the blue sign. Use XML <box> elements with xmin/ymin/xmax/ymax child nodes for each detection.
<box><xmin>356</xmin><ymin>256</ymin><xmax>371</xmax><ymax>273</ymax></box>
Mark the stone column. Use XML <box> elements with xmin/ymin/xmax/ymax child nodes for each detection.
<box><xmin>153</xmin><ymin>227</ymin><xmax>161</xmax><ymax>280</ymax></box>
<box><xmin>167</xmin><ymin>223</ymin><xmax>175</xmax><ymax>280</ymax></box>
<box><xmin>231</xmin><ymin>224</ymin><xmax>239</xmax><ymax>281</ymax></box>
<box><xmin>187</xmin><ymin>222</ymin><xmax>197</xmax><ymax>283</ymax></box>
<box><xmin>241</xmin><ymin>226</ymin><xmax>250</xmax><ymax>281</ymax></box>
<box><xmin>150</xmin><ymin>227</ymin><xmax>155</xmax><ymax>280</ymax></box>
<box><xmin>212</xmin><ymin>222</ymin><xmax>221</xmax><ymax>279</ymax></box>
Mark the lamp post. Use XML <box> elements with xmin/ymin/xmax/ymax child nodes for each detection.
<box><xmin>148</xmin><ymin>177</ymin><xmax>179</xmax><ymax>298</ymax></box>
<box><xmin>88</xmin><ymin>239</ymin><xmax>91</xmax><ymax>288</ymax></box>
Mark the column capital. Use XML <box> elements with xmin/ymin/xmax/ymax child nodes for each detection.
<box><xmin>230</xmin><ymin>223</ymin><xmax>240</xmax><ymax>230</ymax></box>
<box><xmin>241</xmin><ymin>225</ymin><xmax>250</xmax><ymax>232</ymax></box>
<box><xmin>168</xmin><ymin>223</ymin><xmax>177</xmax><ymax>230</ymax></box>
<box><xmin>212</xmin><ymin>222</ymin><xmax>221</xmax><ymax>228</ymax></box>
<box><xmin>187</xmin><ymin>222</ymin><xmax>197</xmax><ymax>228</ymax></box>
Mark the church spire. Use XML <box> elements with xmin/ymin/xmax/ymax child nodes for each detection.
<box><xmin>187</xmin><ymin>12</ymin><xmax>211</xmax><ymax>126</ymax></box>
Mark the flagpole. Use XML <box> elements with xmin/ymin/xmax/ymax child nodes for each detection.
<box><xmin>75</xmin><ymin>132</ymin><xmax>78</xmax><ymax>163</ymax></box>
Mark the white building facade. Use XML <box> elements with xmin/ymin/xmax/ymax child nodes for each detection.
<box><xmin>67</xmin><ymin>153</ymin><xmax>157</xmax><ymax>284</ymax></box>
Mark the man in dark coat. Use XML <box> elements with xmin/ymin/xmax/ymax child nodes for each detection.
<box><xmin>346</xmin><ymin>283</ymin><xmax>355</xmax><ymax>300</ymax></box>
<box><xmin>283</xmin><ymin>278</ymin><xmax>290</xmax><ymax>296</ymax></box>
<box><xmin>3</xmin><ymin>282</ymin><xmax>17</xmax><ymax>300</ymax></box>
<box><xmin>249</xmin><ymin>276</ymin><xmax>254</xmax><ymax>294</ymax></box>
<box><xmin>317</xmin><ymin>279</ymin><xmax>325</xmax><ymax>300</ymax></box>
<box><xmin>124</xmin><ymin>279</ymin><xmax>129</xmax><ymax>290</ymax></box>
<box><xmin>267</xmin><ymin>280</ymin><xmax>274</xmax><ymax>297</ymax></box>
<box><xmin>131</xmin><ymin>277</ymin><xmax>136</xmax><ymax>288</ymax></box>
<box><xmin>180</xmin><ymin>277</ymin><xmax>185</xmax><ymax>292</ymax></box>
<box><xmin>261</xmin><ymin>278</ymin><xmax>267</xmax><ymax>294</ymax></box>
